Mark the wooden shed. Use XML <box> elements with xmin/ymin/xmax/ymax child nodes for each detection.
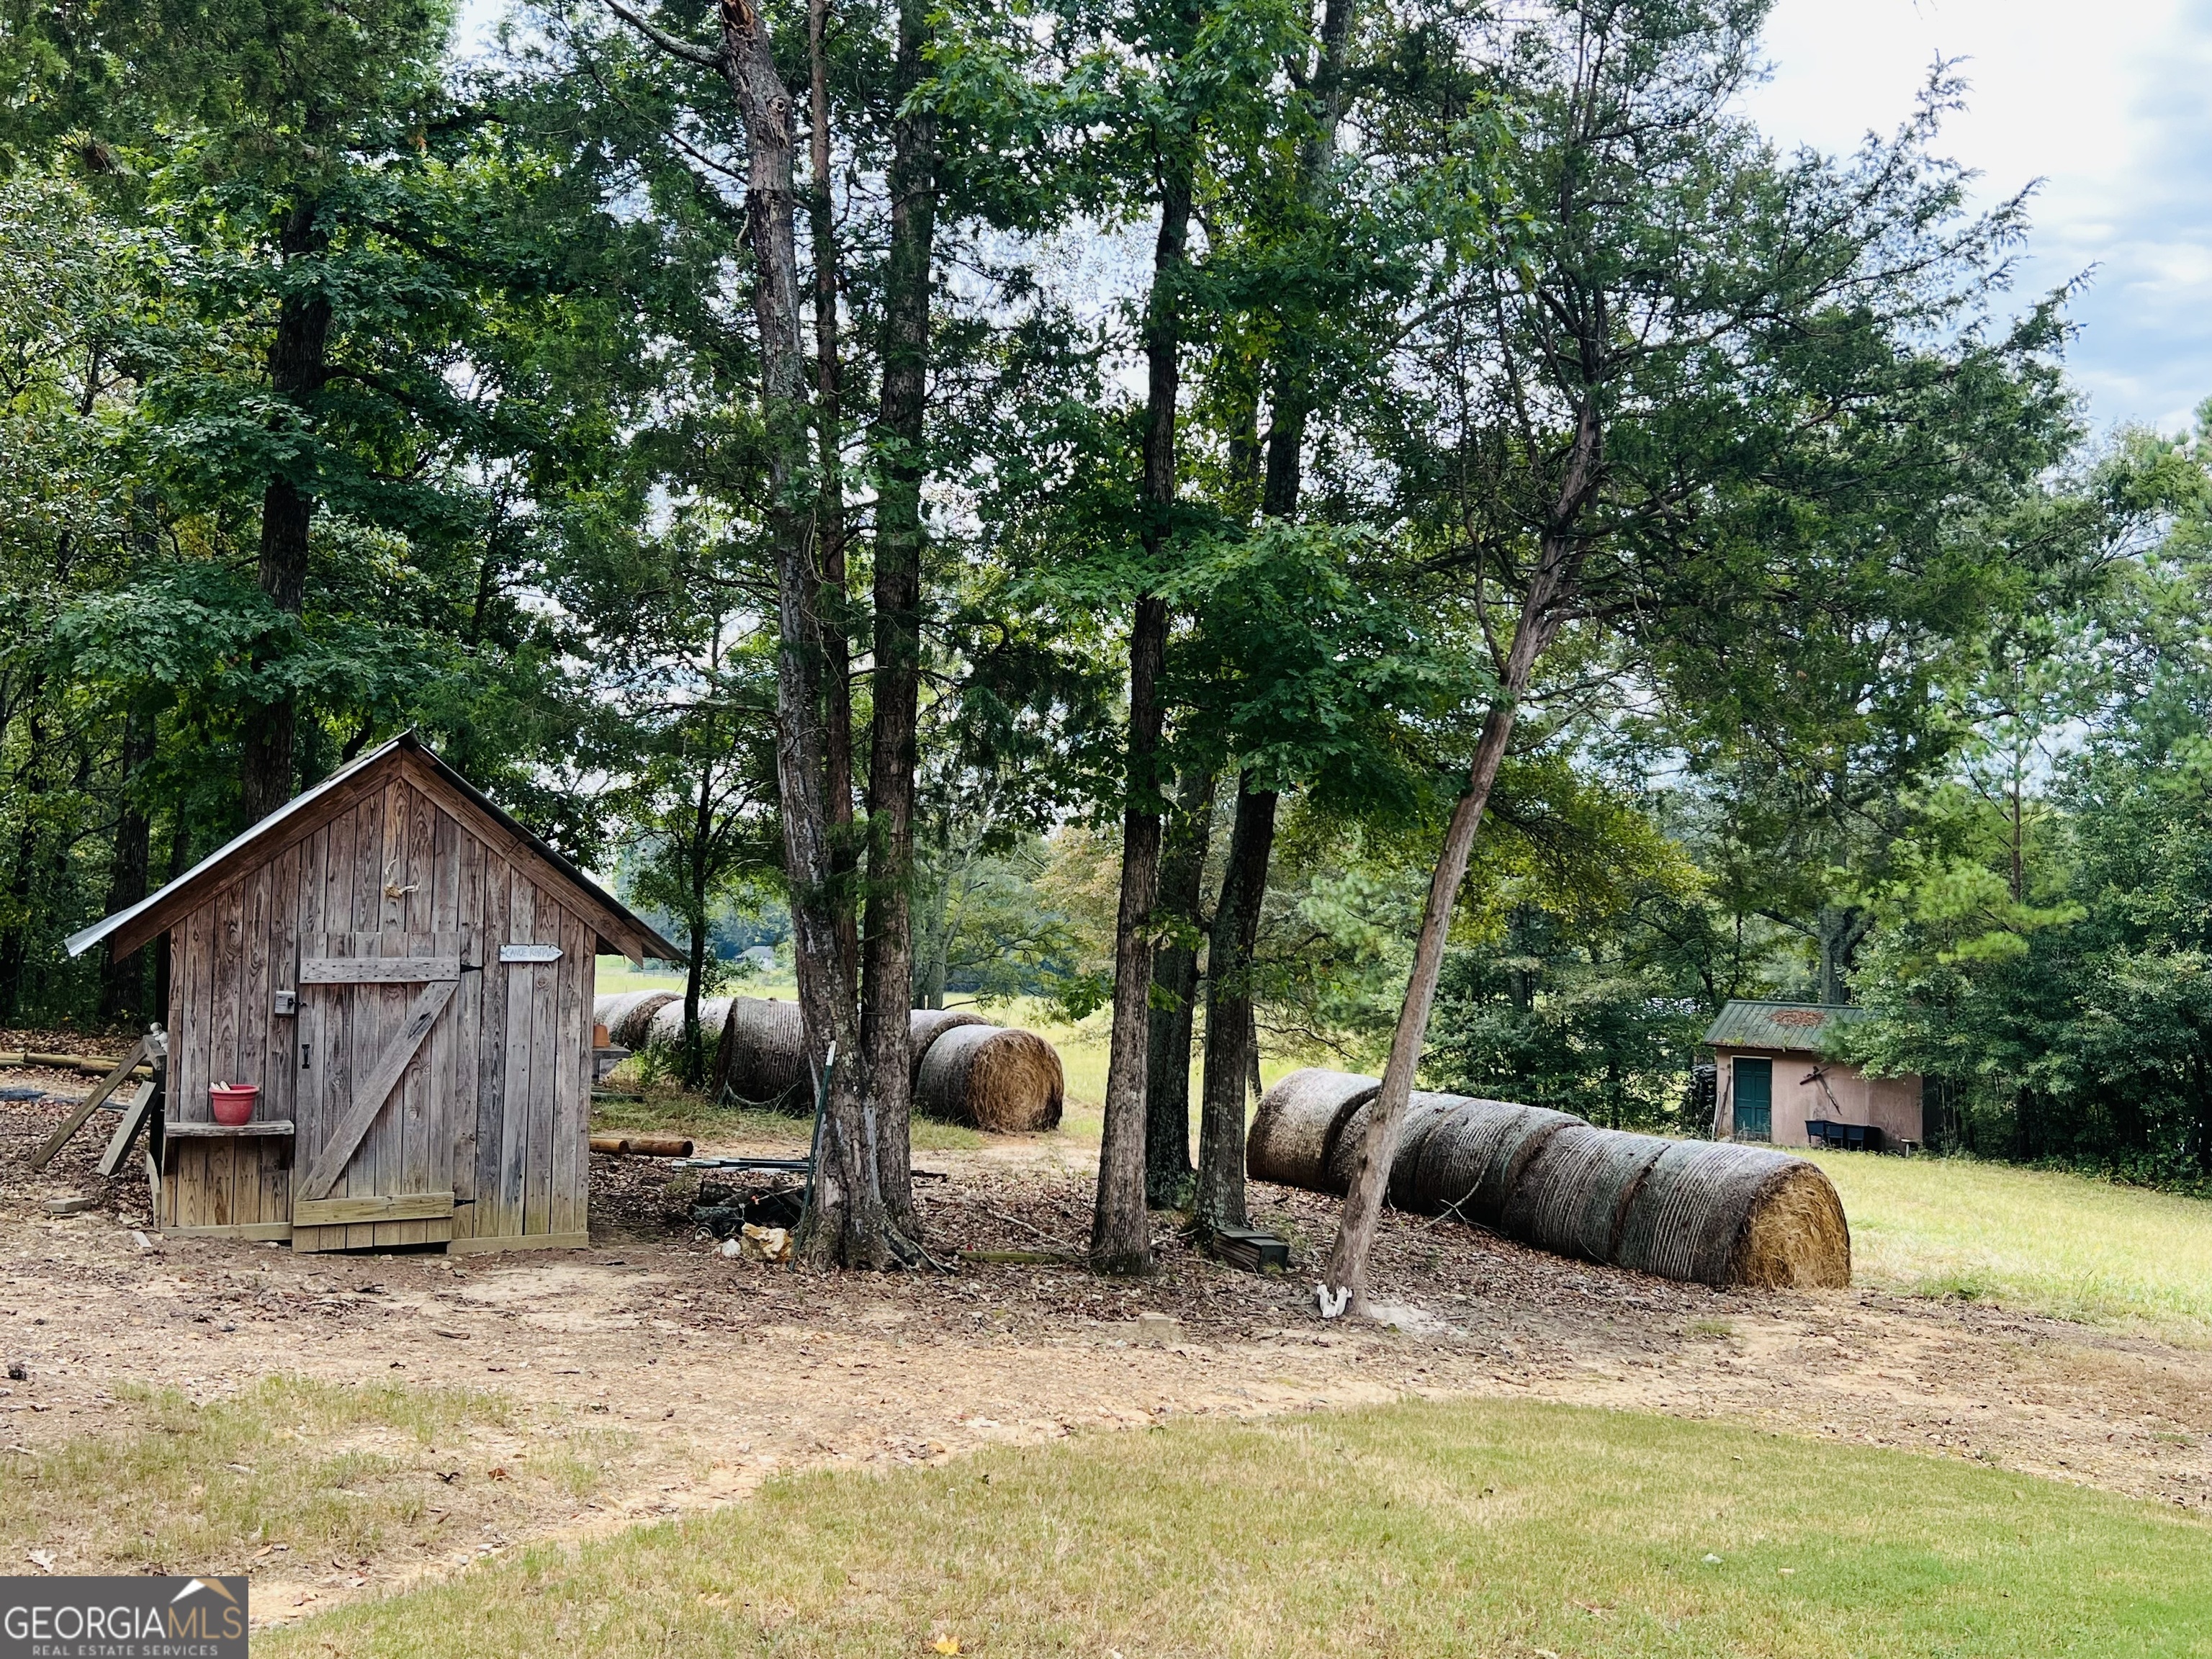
<box><xmin>64</xmin><ymin>734</ymin><xmax>680</xmax><ymax>1254</ymax></box>
<box><xmin>1704</xmin><ymin>1000</ymin><xmax>1923</xmax><ymax>1152</ymax></box>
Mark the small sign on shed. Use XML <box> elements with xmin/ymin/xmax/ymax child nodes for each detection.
<box><xmin>66</xmin><ymin>734</ymin><xmax>680</xmax><ymax>1254</ymax></box>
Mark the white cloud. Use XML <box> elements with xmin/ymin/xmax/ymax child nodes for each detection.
<box><xmin>1743</xmin><ymin>0</ymin><xmax>2212</xmax><ymax>433</ymax></box>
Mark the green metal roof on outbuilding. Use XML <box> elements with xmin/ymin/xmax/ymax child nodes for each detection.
<box><xmin>1701</xmin><ymin>999</ymin><xmax>1874</xmax><ymax>1053</ymax></box>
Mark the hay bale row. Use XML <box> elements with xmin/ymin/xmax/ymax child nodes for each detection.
<box><xmin>1244</xmin><ymin>1066</ymin><xmax>1850</xmax><ymax>1290</ymax></box>
<box><xmin>591</xmin><ymin>991</ymin><xmax>677</xmax><ymax>1049</ymax></box>
<box><xmin>698</xmin><ymin>998</ymin><xmax>1063</xmax><ymax>1130</ymax></box>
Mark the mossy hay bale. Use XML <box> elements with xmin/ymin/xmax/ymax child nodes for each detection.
<box><xmin>908</xmin><ymin>1009</ymin><xmax>989</xmax><ymax>1079</ymax></box>
<box><xmin>595</xmin><ymin>991</ymin><xmax>677</xmax><ymax>1050</ymax></box>
<box><xmin>1322</xmin><ymin>1091</ymin><xmax>1464</xmax><ymax>1204</ymax></box>
<box><xmin>716</xmin><ymin>997</ymin><xmax>811</xmax><ymax>1111</ymax></box>
<box><xmin>1615</xmin><ymin>1141</ymin><xmax>1851</xmax><ymax>1289</ymax></box>
<box><xmin>1501</xmin><ymin>1124</ymin><xmax>1673</xmax><ymax>1264</ymax></box>
<box><xmin>1246</xmin><ymin>1069</ymin><xmax>1380</xmax><ymax>1191</ymax></box>
<box><xmin>914</xmin><ymin>1022</ymin><xmax>1064</xmax><ymax>1132</ymax></box>
<box><xmin>1401</xmin><ymin>1097</ymin><xmax>1584</xmax><ymax>1226</ymax></box>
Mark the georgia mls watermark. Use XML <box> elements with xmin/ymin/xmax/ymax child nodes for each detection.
<box><xmin>2</xmin><ymin>1575</ymin><xmax>248</xmax><ymax>1658</ymax></box>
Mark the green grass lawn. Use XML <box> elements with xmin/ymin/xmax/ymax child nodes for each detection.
<box><xmin>1809</xmin><ymin>1149</ymin><xmax>2212</xmax><ymax>1342</ymax></box>
<box><xmin>261</xmin><ymin>1396</ymin><xmax>2212</xmax><ymax>1658</ymax></box>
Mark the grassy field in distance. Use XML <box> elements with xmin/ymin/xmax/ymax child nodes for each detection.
<box><xmin>1809</xmin><ymin>1148</ymin><xmax>2212</xmax><ymax>1343</ymax></box>
<box><xmin>261</xmin><ymin>1395</ymin><xmax>2212</xmax><ymax>1658</ymax></box>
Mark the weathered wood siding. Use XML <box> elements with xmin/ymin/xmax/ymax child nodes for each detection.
<box><xmin>164</xmin><ymin>769</ymin><xmax>595</xmax><ymax>1250</ymax></box>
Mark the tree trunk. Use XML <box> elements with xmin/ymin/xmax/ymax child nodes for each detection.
<box><xmin>1195</xmin><ymin>774</ymin><xmax>1276</xmax><ymax>1236</ymax></box>
<box><xmin>99</xmin><ymin>703</ymin><xmax>156</xmax><ymax>1022</ymax></box>
<box><xmin>1091</xmin><ymin>150</ymin><xmax>1195</xmax><ymax>1274</ymax></box>
<box><xmin>1256</xmin><ymin>0</ymin><xmax>1352</xmax><ymax>521</ymax></box>
<box><xmin>0</xmin><ymin>719</ymin><xmax>42</xmax><ymax>1024</ymax></box>
<box><xmin>1322</xmin><ymin>523</ymin><xmax>1578</xmax><ymax>1313</ymax></box>
<box><xmin>809</xmin><ymin>0</ymin><xmax>862</xmax><ymax>1015</ymax></box>
<box><xmin>1145</xmin><ymin>768</ymin><xmax>1216</xmax><ymax>1208</ymax></box>
<box><xmin>716</xmin><ymin>0</ymin><xmax>880</xmax><ymax>1266</ymax></box>
<box><xmin>240</xmin><ymin>198</ymin><xmax>331</xmax><ymax>826</ymax></box>
<box><xmin>861</xmin><ymin>0</ymin><xmax>937</xmax><ymax>1233</ymax></box>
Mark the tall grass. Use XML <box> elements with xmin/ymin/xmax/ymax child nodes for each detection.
<box><xmin>1812</xmin><ymin>1149</ymin><xmax>2212</xmax><ymax>1340</ymax></box>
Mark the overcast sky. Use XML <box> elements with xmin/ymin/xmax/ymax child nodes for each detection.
<box><xmin>1743</xmin><ymin>0</ymin><xmax>2212</xmax><ymax>436</ymax></box>
<box><xmin>469</xmin><ymin>1</ymin><xmax>2212</xmax><ymax>433</ymax></box>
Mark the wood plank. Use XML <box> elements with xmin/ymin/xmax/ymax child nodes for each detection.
<box><xmin>297</xmin><ymin>976</ymin><xmax>456</xmax><ymax>1201</ymax></box>
<box><xmin>300</xmin><ymin>956</ymin><xmax>460</xmax><ymax>984</ymax></box>
<box><xmin>394</xmin><ymin>747</ymin><xmax>670</xmax><ymax>963</ymax></box>
<box><xmin>449</xmin><ymin>822</ymin><xmax>483</xmax><ymax>1236</ymax></box>
<box><xmin>209</xmin><ymin>878</ymin><xmax>246</xmax><ymax>1228</ymax></box>
<box><xmin>362</xmin><ymin>788</ymin><xmax>405</xmax><ymax>1251</ymax></box>
<box><xmin>239</xmin><ymin>859</ymin><xmax>274</xmax><ymax>1225</ymax></box>
<box><xmin>26</xmin><ymin>1036</ymin><xmax>147</xmax><ymax>1169</ymax></box>
<box><xmin>98</xmin><ymin>1081</ymin><xmax>158</xmax><ymax>1177</ymax></box>
<box><xmin>422</xmin><ymin>809</ymin><xmax>459</xmax><ymax>1249</ymax></box>
<box><xmin>550</xmin><ymin>907</ymin><xmax>588</xmax><ymax>1238</ymax></box>
<box><xmin>174</xmin><ymin>901</ymin><xmax>210</xmax><ymax>1228</ymax></box>
<box><xmin>370</xmin><ymin>1217</ymin><xmax>453</xmax><ymax>1249</ymax></box>
<box><xmin>161</xmin><ymin>1120</ymin><xmax>296</xmax><ymax>1138</ymax></box>
<box><xmin>473</xmin><ymin>844</ymin><xmax>511</xmax><ymax>1238</ymax></box>
<box><xmin>521</xmin><ymin>881</ymin><xmax>557</xmax><ymax>1237</ymax></box>
<box><xmin>295</xmin><ymin>1190</ymin><xmax>454</xmax><ymax>1226</ymax></box>
<box><xmin>495</xmin><ymin>871</ymin><xmax>535</xmax><ymax>1239</ymax></box>
<box><xmin>100</xmin><ymin>763</ymin><xmax>398</xmax><ymax>963</ymax></box>
<box><xmin>444</xmin><ymin>1229</ymin><xmax>587</xmax><ymax>1256</ymax></box>
<box><xmin>167</xmin><ymin>1222</ymin><xmax>292</xmax><ymax>1241</ymax></box>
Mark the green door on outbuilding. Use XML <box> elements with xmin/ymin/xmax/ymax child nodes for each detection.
<box><xmin>1732</xmin><ymin>1057</ymin><xmax>1773</xmax><ymax>1141</ymax></box>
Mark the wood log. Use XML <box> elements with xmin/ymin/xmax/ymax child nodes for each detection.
<box><xmin>588</xmin><ymin>1132</ymin><xmax>695</xmax><ymax>1158</ymax></box>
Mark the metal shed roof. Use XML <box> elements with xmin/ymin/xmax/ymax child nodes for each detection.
<box><xmin>1701</xmin><ymin>999</ymin><xmax>1874</xmax><ymax>1053</ymax></box>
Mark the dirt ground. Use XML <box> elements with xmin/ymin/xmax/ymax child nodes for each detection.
<box><xmin>4</xmin><ymin>1051</ymin><xmax>2211</xmax><ymax>1630</ymax></box>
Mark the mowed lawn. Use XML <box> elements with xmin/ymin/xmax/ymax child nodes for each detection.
<box><xmin>264</xmin><ymin>1396</ymin><xmax>2211</xmax><ymax>1658</ymax></box>
<box><xmin>1809</xmin><ymin>1150</ymin><xmax>2212</xmax><ymax>1341</ymax></box>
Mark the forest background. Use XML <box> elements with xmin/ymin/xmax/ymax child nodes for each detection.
<box><xmin>10</xmin><ymin>0</ymin><xmax>2212</xmax><ymax>1228</ymax></box>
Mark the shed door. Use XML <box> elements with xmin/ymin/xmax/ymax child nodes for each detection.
<box><xmin>1732</xmin><ymin>1056</ymin><xmax>1773</xmax><ymax>1142</ymax></box>
<box><xmin>294</xmin><ymin>930</ymin><xmax>467</xmax><ymax>1251</ymax></box>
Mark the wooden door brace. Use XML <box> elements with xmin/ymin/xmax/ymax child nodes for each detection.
<box><xmin>297</xmin><ymin>976</ymin><xmax>457</xmax><ymax>1201</ymax></box>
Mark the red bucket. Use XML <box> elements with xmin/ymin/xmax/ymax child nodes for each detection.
<box><xmin>210</xmin><ymin>1084</ymin><xmax>258</xmax><ymax>1126</ymax></box>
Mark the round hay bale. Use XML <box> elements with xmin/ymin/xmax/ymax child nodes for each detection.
<box><xmin>914</xmin><ymin>1023</ymin><xmax>1062</xmax><ymax>1132</ymax></box>
<box><xmin>1244</xmin><ymin>1069</ymin><xmax>1378</xmax><ymax>1192</ymax></box>
<box><xmin>646</xmin><ymin>997</ymin><xmax>732</xmax><ymax>1060</ymax></box>
<box><xmin>1403</xmin><ymin>1098</ymin><xmax>1583</xmax><ymax>1226</ymax></box>
<box><xmin>908</xmin><ymin>1008</ymin><xmax>990</xmax><ymax>1079</ymax></box>
<box><xmin>598</xmin><ymin>991</ymin><xmax>677</xmax><ymax>1050</ymax></box>
<box><xmin>1324</xmin><ymin>1090</ymin><xmax>1463</xmax><ymax>1203</ymax></box>
<box><xmin>717</xmin><ymin>997</ymin><xmax>811</xmax><ymax>1111</ymax></box>
<box><xmin>1614</xmin><ymin>1142</ymin><xmax>1851</xmax><ymax>1288</ymax></box>
<box><xmin>1500</xmin><ymin>1124</ymin><xmax>1673</xmax><ymax>1264</ymax></box>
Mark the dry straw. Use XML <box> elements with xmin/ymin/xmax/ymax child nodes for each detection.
<box><xmin>914</xmin><ymin>1023</ymin><xmax>1063</xmax><ymax>1132</ymax></box>
<box><xmin>1246</xmin><ymin>1070</ymin><xmax>1380</xmax><ymax>1190</ymax></box>
<box><xmin>908</xmin><ymin>1009</ymin><xmax>989</xmax><ymax>1078</ymax></box>
<box><xmin>716</xmin><ymin>997</ymin><xmax>811</xmax><ymax>1110</ymax></box>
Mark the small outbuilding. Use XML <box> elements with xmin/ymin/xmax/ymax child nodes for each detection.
<box><xmin>1703</xmin><ymin>1000</ymin><xmax>1923</xmax><ymax>1152</ymax></box>
<box><xmin>66</xmin><ymin>734</ymin><xmax>680</xmax><ymax>1254</ymax></box>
